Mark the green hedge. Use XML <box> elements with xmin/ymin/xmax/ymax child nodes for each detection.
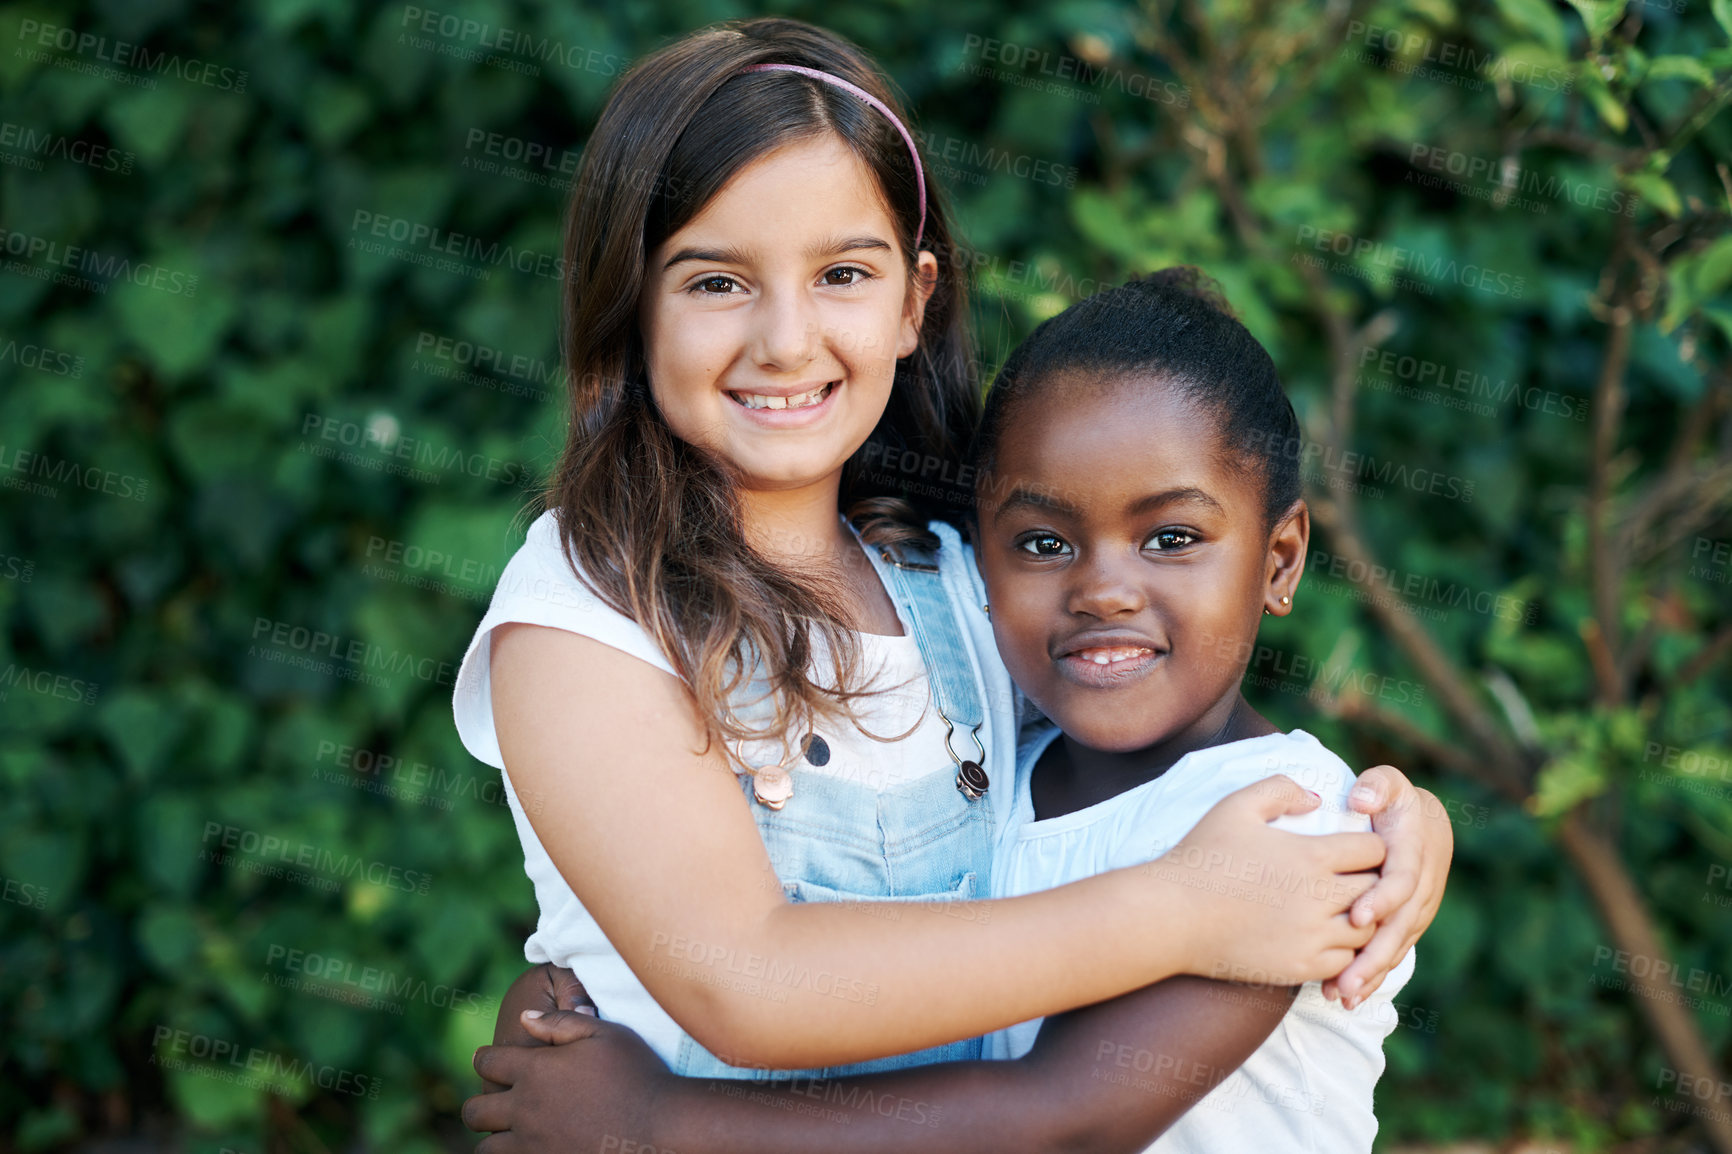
<box><xmin>1</xmin><ymin>0</ymin><xmax>1728</xmax><ymax>1150</ymax></box>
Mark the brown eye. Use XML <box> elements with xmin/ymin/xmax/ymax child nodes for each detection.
<box><xmin>1015</xmin><ymin>533</ymin><xmax>1070</xmax><ymax>557</ymax></box>
<box><xmin>823</xmin><ymin>266</ymin><xmax>869</xmax><ymax>286</ymax></box>
<box><xmin>1146</xmin><ymin>529</ymin><xmax>1197</xmax><ymax>552</ymax></box>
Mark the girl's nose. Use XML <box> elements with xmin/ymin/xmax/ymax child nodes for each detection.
<box><xmin>1066</xmin><ymin>553</ymin><xmax>1148</xmax><ymax>619</ymax></box>
<box><xmin>748</xmin><ymin>285</ymin><xmax>818</xmax><ymax>371</ymax></box>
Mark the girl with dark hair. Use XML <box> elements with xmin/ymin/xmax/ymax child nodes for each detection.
<box><xmin>454</xmin><ymin>13</ymin><xmax>1449</xmax><ymax>1133</ymax></box>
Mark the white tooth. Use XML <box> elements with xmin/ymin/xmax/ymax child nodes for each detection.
<box><xmin>1093</xmin><ymin>654</ymin><xmax>1110</xmax><ymax>665</ymax></box>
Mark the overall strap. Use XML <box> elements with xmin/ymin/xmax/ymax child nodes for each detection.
<box><xmin>876</xmin><ymin>542</ymin><xmax>991</xmax><ymax>800</ymax></box>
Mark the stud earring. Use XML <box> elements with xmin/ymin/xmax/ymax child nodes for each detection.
<box><xmin>982</xmin><ymin>603</ymin><xmax>990</xmax><ymax>616</ymax></box>
<box><xmin>1280</xmin><ymin>595</ymin><xmax>1291</xmax><ymax>605</ymax></box>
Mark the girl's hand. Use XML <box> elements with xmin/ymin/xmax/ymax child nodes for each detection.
<box><xmin>1166</xmin><ymin>774</ymin><xmax>1384</xmax><ymax>985</ymax></box>
<box><xmin>1324</xmin><ymin>764</ymin><xmax>1454</xmax><ymax>1009</ymax></box>
<box><xmin>465</xmin><ymin>1010</ymin><xmax>668</xmax><ymax>1149</ymax></box>
<box><xmin>483</xmin><ymin>964</ymin><xmax>597</xmax><ymax>1087</ymax></box>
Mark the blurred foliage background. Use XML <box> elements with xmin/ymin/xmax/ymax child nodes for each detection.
<box><xmin>1</xmin><ymin>0</ymin><xmax>1729</xmax><ymax>1150</ymax></box>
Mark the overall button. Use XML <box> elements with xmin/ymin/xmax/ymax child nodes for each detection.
<box><xmin>956</xmin><ymin>760</ymin><xmax>989</xmax><ymax>800</ymax></box>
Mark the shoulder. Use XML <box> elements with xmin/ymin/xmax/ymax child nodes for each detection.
<box><xmin>1212</xmin><ymin>730</ymin><xmax>1368</xmax><ymax>835</ymax></box>
<box><xmin>453</xmin><ymin>510</ymin><xmax>683</xmax><ymax>766</ymax></box>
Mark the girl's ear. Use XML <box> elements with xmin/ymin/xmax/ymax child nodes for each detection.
<box><xmin>1263</xmin><ymin>500</ymin><xmax>1309</xmax><ymax>617</ymax></box>
<box><xmin>896</xmin><ymin>251</ymin><xmax>941</xmax><ymax>359</ymax></box>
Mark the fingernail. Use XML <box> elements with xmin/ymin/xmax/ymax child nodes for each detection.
<box><xmin>523</xmin><ymin>1009</ymin><xmax>544</xmax><ymax>1019</ymax></box>
<box><xmin>1306</xmin><ymin>790</ymin><xmax>1320</xmax><ymax>800</ymax></box>
<box><xmin>1349</xmin><ymin>785</ymin><xmax>1377</xmax><ymax>805</ymax></box>
<box><xmin>577</xmin><ymin>1006</ymin><xmax>598</xmax><ymax>1016</ymax></box>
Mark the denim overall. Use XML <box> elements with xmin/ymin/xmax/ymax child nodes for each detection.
<box><xmin>671</xmin><ymin>526</ymin><xmax>998</xmax><ymax>1080</ymax></box>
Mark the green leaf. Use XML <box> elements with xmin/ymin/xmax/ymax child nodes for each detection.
<box><xmin>1564</xmin><ymin>0</ymin><xmax>1628</xmax><ymax>47</ymax></box>
<box><xmin>1715</xmin><ymin>0</ymin><xmax>1732</xmax><ymax>40</ymax></box>
<box><xmin>1645</xmin><ymin>55</ymin><xmax>1715</xmax><ymax>86</ymax></box>
<box><xmin>1692</xmin><ymin>235</ymin><xmax>1732</xmax><ymax>299</ymax></box>
<box><xmin>1623</xmin><ymin>171</ymin><xmax>1682</xmax><ymax>218</ymax></box>
<box><xmin>137</xmin><ymin>905</ymin><xmax>203</xmax><ymax>970</ymax></box>
<box><xmin>97</xmin><ymin>689</ymin><xmax>185</xmax><ymax>782</ymax></box>
<box><xmin>1498</xmin><ymin>0</ymin><xmax>1570</xmax><ymax>55</ymax></box>
<box><xmin>114</xmin><ymin>276</ymin><xmax>236</xmax><ymax>382</ymax></box>
<box><xmin>1576</xmin><ymin>68</ymin><xmax>1629</xmax><ymax>132</ymax></box>
<box><xmin>1529</xmin><ymin>749</ymin><xmax>1610</xmax><ymax>817</ymax></box>
<box><xmin>167</xmin><ymin>1065</ymin><xmax>266</xmax><ymax>1129</ymax></box>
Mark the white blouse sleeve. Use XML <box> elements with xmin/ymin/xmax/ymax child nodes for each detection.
<box><xmin>451</xmin><ymin>509</ymin><xmax>681</xmax><ymax>769</ymax></box>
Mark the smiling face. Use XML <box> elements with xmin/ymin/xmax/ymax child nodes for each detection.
<box><xmin>976</xmin><ymin>374</ymin><xmax>1308</xmax><ymax>754</ymax></box>
<box><xmin>639</xmin><ymin>133</ymin><xmax>936</xmax><ymax>494</ymax></box>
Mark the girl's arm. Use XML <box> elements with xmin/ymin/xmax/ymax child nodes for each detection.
<box><xmin>466</xmin><ymin>976</ymin><xmax>1298</xmax><ymax>1152</ymax></box>
<box><xmin>493</xmin><ymin>623</ymin><xmax>1381</xmax><ymax>1069</ymax></box>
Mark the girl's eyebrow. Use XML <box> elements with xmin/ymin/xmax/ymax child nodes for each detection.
<box><xmin>663</xmin><ymin>244</ymin><xmax>752</xmax><ymax>270</ymax></box>
<box><xmin>806</xmin><ymin>234</ymin><xmax>892</xmax><ymax>258</ymax></box>
<box><xmin>992</xmin><ymin>484</ymin><xmax>1224</xmax><ymax>523</ymax></box>
<box><xmin>662</xmin><ymin>235</ymin><xmax>891</xmax><ymax>271</ymax></box>
<box><xmin>1126</xmin><ymin>487</ymin><xmax>1224</xmax><ymax>516</ymax></box>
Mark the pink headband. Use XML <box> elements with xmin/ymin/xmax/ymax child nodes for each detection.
<box><xmin>741</xmin><ymin>62</ymin><xmax>927</xmax><ymax>249</ymax></box>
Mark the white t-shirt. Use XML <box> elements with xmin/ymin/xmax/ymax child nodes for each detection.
<box><xmin>988</xmin><ymin>724</ymin><xmax>1415</xmax><ymax>1154</ymax></box>
<box><xmin>451</xmin><ymin>508</ymin><xmax>1017</xmax><ymax>1068</ymax></box>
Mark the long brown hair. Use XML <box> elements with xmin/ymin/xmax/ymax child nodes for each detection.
<box><xmin>549</xmin><ymin>18</ymin><xmax>979</xmax><ymax>765</ymax></box>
